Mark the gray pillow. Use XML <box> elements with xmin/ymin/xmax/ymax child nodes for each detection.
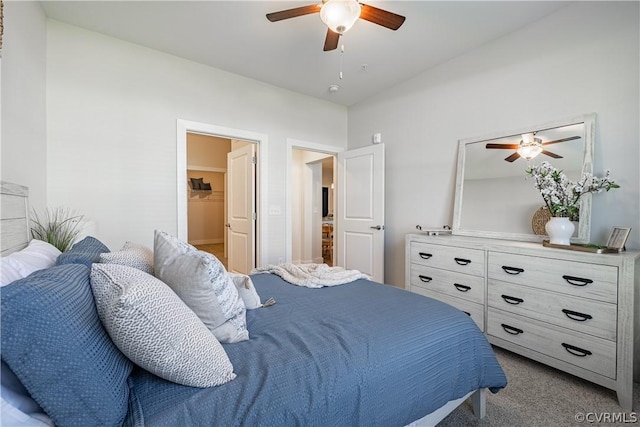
<box><xmin>100</xmin><ymin>241</ymin><xmax>154</xmax><ymax>274</ymax></box>
<box><xmin>90</xmin><ymin>263</ymin><xmax>236</xmax><ymax>387</ymax></box>
<box><xmin>153</xmin><ymin>230</ymin><xmax>248</xmax><ymax>343</ymax></box>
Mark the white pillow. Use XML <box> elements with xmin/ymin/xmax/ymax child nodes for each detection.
<box><xmin>0</xmin><ymin>362</ymin><xmax>53</xmax><ymax>427</ymax></box>
<box><xmin>90</xmin><ymin>263</ymin><xmax>236</xmax><ymax>387</ymax></box>
<box><xmin>0</xmin><ymin>397</ymin><xmax>53</xmax><ymax>427</ymax></box>
<box><xmin>153</xmin><ymin>230</ymin><xmax>248</xmax><ymax>343</ymax></box>
<box><xmin>228</xmin><ymin>273</ymin><xmax>262</xmax><ymax>309</ymax></box>
<box><xmin>100</xmin><ymin>241</ymin><xmax>154</xmax><ymax>274</ymax></box>
<box><xmin>0</xmin><ymin>240</ymin><xmax>61</xmax><ymax>286</ymax></box>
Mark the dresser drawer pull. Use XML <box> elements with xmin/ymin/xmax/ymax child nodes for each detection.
<box><xmin>561</xmin><ymin>343</ymin><xmax>592</xmax><ymax>357</ymax></box>
<box><xmin>418</xmin><ymin>252</ymin><xmax>433</xmax><ymax>260</ymax></box>
<box><xmin>501</xmin><ymin>295</ymin><xmax>524</xmax><ymax>305</ymax></box>
<box><xmin>501</xmin><ymin>266</ymin><xmax>524</xmax><ymax>275</ymax></box>
<box><xmin>501</xmin><ymin>324</ymin><xmax>524</xmax><ymax>335</ymax></box>
<box><xmin>454</xmin><ymin>257</ymin><xmax>471</xmax><ymax>266</ymax></box>
<box><xmin>453</xmin><ymin>283</ymin><xmax>471</xmax><ymax>292</ymax></box>
<box><xmin>562</xmin><ymin>309</ymin><xmax>593</xmax><ymax>322</ymax></box>
<box><xmin>562</xmin><ymin>275</ymin><xmax>593</xmax><ymax>286</ymax></box>
<box><xmin>418</xmin><ymin>275</ymin><xmax>432</xmax><ymax>283</ymax></box>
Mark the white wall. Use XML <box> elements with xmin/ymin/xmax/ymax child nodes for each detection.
<box><xmin>347</xmin><ymin>2</ymin><xmax>639</xmax><ymax>287</ymax></box>
<box><xmin>1</xmin><ymin>1</ymin><xmax>48</xmax><ymax>211</ymax></box>
<box><xmin>4</xmin><ymin>3</ymin><xmax>637</xmax><ymax>286</ymax></box>
<box><xmin>43</xmin><ymin>20</ymin><xmax>347</xmax><ymax>258</ymax></box>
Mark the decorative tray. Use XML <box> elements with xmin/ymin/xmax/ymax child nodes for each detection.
<box><xmin>542</xmin><ymin>240</ymin><xmax>622</xmax><ymax>254</ymax></box>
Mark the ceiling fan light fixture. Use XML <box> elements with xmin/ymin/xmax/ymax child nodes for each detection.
<box><xmin>517</xmin><ymin>133</ymin><xmax>543</xmax><ymax>160</ymax></box>
<box><xmin>320</xmin><ymin>0</ymin><xmax>361</xmax><ymax>34</ymax></box>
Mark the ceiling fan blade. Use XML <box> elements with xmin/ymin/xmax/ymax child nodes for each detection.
<box><xmin>486</xmin><ymin>143</ymin><xmax>519</xmax><ymax>149</ymax></box>
<box><xmin>541</xmin><ymin>135</ymin><xmax>580</xmax><ymax>146</ymax></box>
<box><xmin>360</xmin><ymin>4</ymin><xmax>406</xmax><ymax>30</ymax></box>
<box><xmin>323</xmin><ymin>29</ymin><xmax>340</xmax><ymax>51</ymax></box>
<box><xmin>541</xmin><ymin>150</ymin><xmax>563</xmax><ymax>159</ymax></box>
<box><xmin>504</xmin><ymin>152</ymin><xmax>521</xmax><ymax>162</ymax></box>
<box><xmin>266</xmin><ymin>4</ymin><xmax>321</xmax><ymax>22</ymax></box>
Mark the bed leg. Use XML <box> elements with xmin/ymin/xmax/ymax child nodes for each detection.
<box><xmin>471</xmin><ymin>388</ymin><xmax>486</xmax><ymax>419</ymax></box>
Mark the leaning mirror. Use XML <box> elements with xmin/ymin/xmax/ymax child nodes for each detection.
<box><xmin>452</xmin><ymin>114</ymin><xmax>595</xmax><ymax>243</ymax></box>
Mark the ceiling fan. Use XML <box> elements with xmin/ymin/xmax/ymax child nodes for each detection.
<box><xmin>266</xmin><ymin>0</ymin><xmax>406</xmax><ymax>51</ymax></box>
<box><xmin>486</xmin><ymin>133</ymin><xmax>581</xmax><ymax>162</ymax></box>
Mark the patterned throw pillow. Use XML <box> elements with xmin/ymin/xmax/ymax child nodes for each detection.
<box><xmin>1</xmin><ymin>264</ymin><xmax>133</xmax><ymax>426</ymax></box>
<box><xmin>153</xmin><ymin>230</ymin><xmax>248</xmax><ymax>343</ymax></box>
<box><xmin>100</xmin><ymin>241</ymin><xmax>154</xmax><ymax>274</ymax></box>
<box><xmin>90</xmin><ymin>263</ymin><xmax>236</xmax><ymax>387</ymax></box>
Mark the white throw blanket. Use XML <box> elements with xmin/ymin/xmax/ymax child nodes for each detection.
<box><xmin>251</xmin><ymin>263</ymin><xmax>370</xmax><ymax>288</ymax></box>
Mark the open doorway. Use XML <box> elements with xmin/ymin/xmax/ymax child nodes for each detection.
<box><xmin>176</xmin><ymin>119</ymin><xmax>268</xmax><ymax>274</ymax></box>
<box><xmin>186</xmin><ymin>133</ymin><xmax>230</xmax><ymax>268</ymax></box>
<box><xmin>290</xmin><ymin>148</ymin><xmax>336</xmax><ymax>266</ymax></box>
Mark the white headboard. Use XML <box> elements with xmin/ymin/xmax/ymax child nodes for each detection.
<box><xmin>1</xmin><ymin>182</ymin><xmax>30</xmax><ymax>256</ymax></box>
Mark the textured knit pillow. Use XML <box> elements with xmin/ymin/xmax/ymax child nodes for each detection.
<box><xmin>90</xmin><ymin>263</ymin><xmax>236</xmax><ymax>387</ymax></box>
<box><xmin>56</xmin><ymin>236</ymin><xmax>109</xmax><ymax>267</ymax></box>
<box><xmin>100</xmin><ymin>241</ymin><xmax>153</xmax><ymax>274</ymax></box>
<box><xmin>1</xmin><ymin>264</ymin><xmax>133</xmax><ymax>427</ymax></box>
<box><xmin>153</xmin><ymin>230</ymin><xmax>248</xmax><ymax>343</ymax></box>
<box><xmin>228</xmin><ymin>273</ymin><xmax>262</xmax><ymax>309</ymax></box>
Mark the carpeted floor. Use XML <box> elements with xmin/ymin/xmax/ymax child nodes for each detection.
<box><xmin>437</xmin><ymin>346</ymin><xmax>639</xmax><ymax>426</ymax></box>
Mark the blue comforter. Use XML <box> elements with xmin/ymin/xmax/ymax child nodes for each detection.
<box><xmin>125</xmin><ymin>274</ymin><xmax>506</xmax><ymax>426</ymax></box>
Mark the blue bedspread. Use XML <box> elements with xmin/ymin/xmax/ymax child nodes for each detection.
<box><xmin>125</xmin><ymin>274</ymin><xmax>506</xmax><ymax>427</ymax></box>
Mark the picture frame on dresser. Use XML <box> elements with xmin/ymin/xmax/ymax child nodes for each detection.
<box><xmin>606</xmin><ymin>227</ymin><xmax>631</xmax><ymax>251</ymax></box>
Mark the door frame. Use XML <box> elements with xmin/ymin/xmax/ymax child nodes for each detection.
<box><xmin>285</xmin><ymin>138</ymin><xmax>343</xmax><ymax>263</ymax></box>
<box><xmin>177</xmin><ymin>119</ymin><xmax>269</xmax><ymax>267</ymax></box>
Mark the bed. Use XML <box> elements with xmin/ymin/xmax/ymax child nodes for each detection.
<box><xmin>0</xmin><ymin>181</ymin><xmax>506</xmax><ymax>426</ymax></box>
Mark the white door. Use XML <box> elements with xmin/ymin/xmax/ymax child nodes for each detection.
<box><xmin>227</xmin><ymin>143</ymin><xmax>255</xmax><ymax>274</ymax></box>
<box><xmin>336</xmin><ymin>144</ymin><xmax>385</xmax><ymax>282</ymax></box>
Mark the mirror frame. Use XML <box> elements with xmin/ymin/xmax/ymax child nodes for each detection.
<box><xmin>452</xmin><ymin>113</ymin><xmax>595</xmax><ymax>243</ymax></box>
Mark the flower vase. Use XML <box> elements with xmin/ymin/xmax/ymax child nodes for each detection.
<box><xmin>545</xmin><ymin>217</ymin><xmax>575</xmax><ymax>245</ymax></box>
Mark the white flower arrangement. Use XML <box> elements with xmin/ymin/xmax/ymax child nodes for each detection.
<box><xmin>525</xmin><ymin>161</ymin><xmax>619</xmax><ymax>220</ymax></box>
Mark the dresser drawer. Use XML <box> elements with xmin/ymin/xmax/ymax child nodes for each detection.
<box><xmin>488</xmin><ymin>280</ymin><xmax>617</xmax><ymax>341</ymax></box>
<box><xmin>410</xmin><ymin>242</ymin><xmax>484</xmax><ymax>276</ymax></box>
<box><xmin>410</xmin><ymin>264</ymin><xmax>484</xmax><ymax>304</ymax></box>
<box><xmin>487</xmin><ymin>308</ymin><xmax>616</xmax><ymax>379</ymax></box>
<box><xmin>488</xmin><ymin>252</ymin><xmax>617</xmax><ymax>303</ymax></box>
<box><xmin>411</xmin><ymin>286</ymin><xmax>484</xmax><ymax>332</ymax></box>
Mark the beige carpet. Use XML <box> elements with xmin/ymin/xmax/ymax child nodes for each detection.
<box><xmin>438</xmin><ymin>346</ymin><xmax>639</xmax><ymax>426</ymax></box>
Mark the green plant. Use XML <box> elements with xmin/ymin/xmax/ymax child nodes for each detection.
<box><xmin>31</xmin><ymin>207</ymin><xmax>84</xmax><ymax>252</ymax></box>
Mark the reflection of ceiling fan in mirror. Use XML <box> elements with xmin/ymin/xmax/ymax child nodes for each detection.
<box><xmin>266</xmin><ymin>0</ymin><xmax>406</xmax><ymax>51</ymax></box>
<box><xmin>486</xmin><ymin>133</ymin><xmax>581</xmax><ymax>162</ymax></box>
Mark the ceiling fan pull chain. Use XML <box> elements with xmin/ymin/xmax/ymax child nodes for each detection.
<box><xmin>339</xmin><ymin>44</ymin><xmax>345</xmax><ymax>80</ymax></box>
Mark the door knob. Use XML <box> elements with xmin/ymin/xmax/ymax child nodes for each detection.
<box><xmin>370</xmin><ymin>225</ymin><xmax>384</xmax><ymax>230</ymax></box>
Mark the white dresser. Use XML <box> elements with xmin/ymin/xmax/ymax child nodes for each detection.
<box><xmin>405</xmin><ymin>233</ymin><xmax>640</xmax><ymax>410</ymax></box>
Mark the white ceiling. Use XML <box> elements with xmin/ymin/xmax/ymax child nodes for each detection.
<box><xmin>39</xmin><ymin>1</ymin><xmax>569</xmax><ymax>106</ymax></box>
